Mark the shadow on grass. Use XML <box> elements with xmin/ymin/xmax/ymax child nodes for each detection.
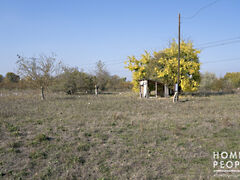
<box><xmin>179</xmin><ymin>99</ymin><xmax>190</xmax><ymax>103</ymax></box>
<box><xmin>54</xmin><ymin>96</ymin><xmax>78</xmax><ymax>100</ymax></box>
<box><xmin>51</xmin><ymin>92</ymin><xmax>121</xmax><ymax>101</ymax></box>
<box><xmin>182</xmin><ymin>91</ymin><xmax>235</xmax><ymax>97</ymax></box>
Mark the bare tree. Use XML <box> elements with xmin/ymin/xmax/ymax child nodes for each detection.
<box><xmin>16</xmin><ymin>53</ymin><xmax>62</xmax><ymax>100</ymax></box>
<box><xmin>94</xmin><ymin>60</ymin><xmax>110</xmax><ymax>91</ymax></box>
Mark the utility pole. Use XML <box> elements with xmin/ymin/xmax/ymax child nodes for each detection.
<box><xmin>173</xmin><ymin>13</ymin><xmax>180</xmax><ymax>102</ymax></box>
<box><xmin>177</xmin><ymin>13</ymin><xmax>180</xmax><ymax>101</ymax></box>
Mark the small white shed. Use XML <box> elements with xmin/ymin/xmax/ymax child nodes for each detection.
<box><xmin>139</xmin><ymin>79</ymin><xmax>172</xmax><ymax>98</ymax></box>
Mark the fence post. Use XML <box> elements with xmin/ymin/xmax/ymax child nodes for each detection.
<box><xmin>139</xmin><ymin>84</ymin><xmax>142</xmax><ymax>98</ymax></box>
<box><xmin>95</xmin><ymin>85</ymin><xmax>98</xmax><ymax>96</ymax></box>
<box><xmin>164</xmin><ymin>84</ymin><xmax>169</xmax><ymax>97</ymax></box>
<box><xmin>41</xmin><ymin>86</ymin><xmax>45</xmax><ymax>100</ymax></box>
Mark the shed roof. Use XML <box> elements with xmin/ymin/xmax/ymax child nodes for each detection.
<box><xmin>138</xmin><ymin>79</ymin><xmax>164</xmax><ymax>85</ymax></box>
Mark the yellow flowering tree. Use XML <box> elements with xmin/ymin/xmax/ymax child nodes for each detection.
<box><xmin>124</xmin><ymin>51</ymin><xmax>151</xmax><ymax>91</ymax></box>
<box><xmin>125</xmin><ymin>40</ymin><xmax>201</xmax><ymax>92</ymax></box>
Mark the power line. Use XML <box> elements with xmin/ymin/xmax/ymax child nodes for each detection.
<box><xmin>96</xmin><ymin>57</ymin><xmax>240</xmax><ymax>77</ymax></box>
<box><xmin>78</xmin><ymin>41</ymin><xmax>240</xmax><ymax>68</ymax></box>
<box><xmin>198</xmin><ymin>39</ymin><xmax>240</xmax><ymax>49</ymax></box>
<box><xmin>202</xmin><ymin>57</ymin><xmax>240</xmax><ymax>64</ymax></box>
<box><xmin>182</xmin><ymin>0</ymin><xmax>221</xmax><ymax>20</ymax></box>
<box><xmin>78</xmin><ymin>49</ymin><xmax>240</xmax><ymax>69</ymax></box>
<box><xmin>197</xmin><ymin>36</ymin><xmax>240</xmax><ymax>46</ymax></box>
<box><xmin>113</xmin><ymin>57</ymin><xmax>240</xmax><ymax>71</ymax></box>
<box><xmin>77</xmin><ymin>53</ymin><xmax>144</xmax><ymax>67</ymax></box>
<box><xmin>73</xmin><ymin>36</ymin><xmax>240</xmax><ymax>68</ymax></box>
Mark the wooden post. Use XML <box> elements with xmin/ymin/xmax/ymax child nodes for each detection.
<box><xmin>41</xmin><ymin>86</ymin><xmax>45</xmax><ymax>100</ymax></box>
<box><xmin>95</xmin><ymin>85</ymin><xmax>98</xmax><ymax>96</ymax></box>
<box><xmin>177</xmin><ymin>13</ymin><xmax>181</xmax><ymax>101</ymax></box>
<box><xmin>139</xmin><ymin>84</ymin><xmax>142</xmax><ymax>98</ymax></box>
<box><xmin>155</xmin><ymin>81</ymin><xmax>158</xmax><ymax>98</ymax></box>
<box><xmin>145</xmin><ymin>80</ymin><xmax>149</xmax><ymax>98</ymax></box>
<box><xmin>164</xmin><ymin>84</ymin><xmax>169</xmax><ymax>97</ymax></box>
<box><xmin>173</xmin><ymin>13</ymin><xmax>181</xmax><ymax>102</ymax></box>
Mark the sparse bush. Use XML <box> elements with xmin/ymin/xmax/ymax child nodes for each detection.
<box><xmin>224</xmin><ymin>72</ymin><xmax>240</xmax><ymax>88</ymax></box>
<box><xmin>199</xmin><ymin>72</ymin><xmax>217</xmax><ymax>91</ymax></box>
<box><xmin>0</xmin><ymin>72</ymin><xmax>21</xmax><ymax>89</ymax></box>
<box><xmin>200</xmin><ymin>72</ymin><xmax>234</xmax><ymax>92</ymax></box>
<box><xmin>0</xmin><ymin>74</ymin><xmax>3</xmax><ymax>83</ymax></box>
<box><xmin>106</xmin><ymin>75</ymin><xmax>132</xmax><ymax>91</ymax></box>
<box><xmin>5</xmin><ymin>72</ymin><xmax>20</xmax><ymax>83</ymax></box>
<box><xmin>52</xmin><ymin>67</ymin><xmax>95</xmax><ymax>94</ymax></box>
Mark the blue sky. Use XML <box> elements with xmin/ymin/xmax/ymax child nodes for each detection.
<box><xmin>0</xmin><ymin>0</ymin><xmax>239</xmax><ymax>80</ymax></box>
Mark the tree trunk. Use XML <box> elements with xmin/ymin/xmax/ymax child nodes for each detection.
<box><xmin>41</xmin><ymin>86</ymin><xmax>45</xmax><ymax>100</ymax></box>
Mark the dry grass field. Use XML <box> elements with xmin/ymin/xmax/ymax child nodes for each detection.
<box><xmin>0</xmin><ymin>90</ymin><xmax>240</xmax><ymax>179</ymax></box>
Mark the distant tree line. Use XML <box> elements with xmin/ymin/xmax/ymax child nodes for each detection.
<box><xmin>3</xmin><ymin>70</ymin><xmax>238</xmax><ymax>93</ymax></box>
<box><xmin>0</xmin><ymin>54</ymin><xmax>132</xmax><ymax>98</ymax></box>
<box><xmin>1</xmin><ymin>53</ymin><xmax>240</xmax><ymax>95</ymax></box>
<box><xmin>199</xmin><ymin>72</ymin><xmax>240</xmax><ymax>92</ymax></box>
<box><xmin>52</xmin><ymin>61</ymin><xmax>131</xmax><ymax>94</ymax></box>
<box><xmin>0</xmin><ymin>72</ymin><xmax>22</xmax><ymax>89</ymax></box>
